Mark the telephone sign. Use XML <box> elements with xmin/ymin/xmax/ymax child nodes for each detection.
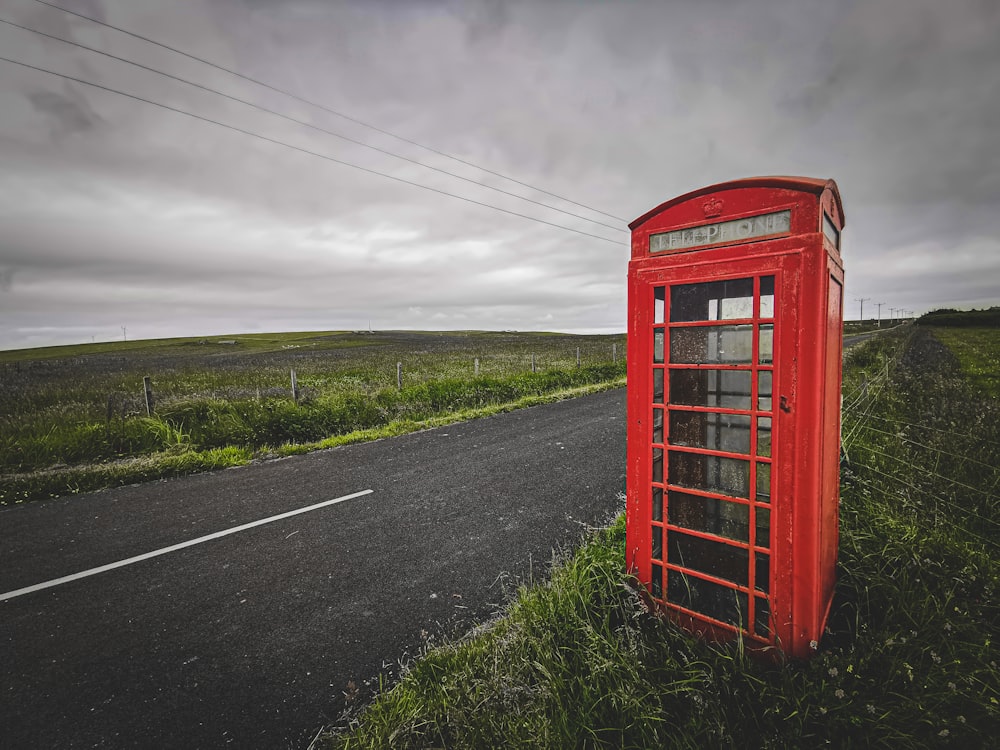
<box><xmin>626</xmin><ymin>176</ymin><xmax>846</xmax><ymax>658</ymax></box>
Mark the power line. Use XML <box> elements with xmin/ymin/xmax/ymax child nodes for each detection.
<box><xmin>0</xmin><ymin>18</ymin><xmax>628</xmax><ymax>236</ymax></box>
<box><xmin>0</xmin><ymin>54</ymin><xmax>624</xmax><ymax>246</ymax></box>
<box><xmin>33</xmin><ymin>0</ymin><xmax>627</xmax><ymax>224</ymax></box>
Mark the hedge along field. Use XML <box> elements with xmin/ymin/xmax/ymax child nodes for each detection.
<box><xmin>0</xmin><ymin>330</ymin><xmax>626</xmax><ymax>504</ymax></box>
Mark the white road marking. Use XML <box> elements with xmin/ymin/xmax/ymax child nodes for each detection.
<box><xmin>0</xmin><ymin>489</ymin><xmax>374</xmax><ymax>602</ymax></box>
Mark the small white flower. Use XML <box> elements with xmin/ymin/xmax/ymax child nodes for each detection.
<box><xmin>829</xmin><ymin>667</ymin><xmax>839</xmax><ymax>678</ymax></box>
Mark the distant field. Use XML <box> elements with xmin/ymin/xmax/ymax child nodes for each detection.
<box><xmin>0</xmin><ymin>330</ymin><xmax>366</xmax><ymax>363</ymax></box>
<box><xmin>0</xmin><ymin>330</ymin><xmax>625</xmax><ymax>503</ymax></box>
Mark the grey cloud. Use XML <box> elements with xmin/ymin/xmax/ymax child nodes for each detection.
<box><xmin>0</xmin><ymin>0</ymin><xmax>997</xmax><ymax>349</ymax></box>
<box><xmin>25</xmin><ymin>88</ymin><xmax>103</xmax><ymax>139</ymax></box>
<box><xmin>51</xmin><ymin>0</ymin><xmax>108</xmax><ymax>23</ymax></box>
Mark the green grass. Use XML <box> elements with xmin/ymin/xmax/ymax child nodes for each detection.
<box><xmin>930</xmin><ymin>327</ymin><xmax>1000</xmax><ymax>398</ymax></box>
<box><xmin>318</xmin><ymin>326</ymin><xmax>1000</xmax><ymax>748</ymax></box>
<box><xmin>0</xmin><ymin>330</ymin><xmax>626</xmax><ymax>503</ymax></box>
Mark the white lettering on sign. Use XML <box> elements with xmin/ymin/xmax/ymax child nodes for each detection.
<box><xmin>650</xmin><ymin>209</ymin><xmax>792</xmax><ymax>254</ymax></box>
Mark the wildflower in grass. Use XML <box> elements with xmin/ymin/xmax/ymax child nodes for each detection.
<box><xmin>948</xmin><ymin>682</ymin><xmax>957</xmax><ymax>691</ymax></box>
<box><xmin>939</xmin><ymin>729</ymin><xmax>950</xmax><ymax>738</ymax></box>
<box><xmin>819</xmin><ymin>707</ymin><xmax>828</xmax><ymax>715</ymax></box>
<box><xmin>866</xmin><ymin>704</ymin><xmax>876</xmax><ymax>714</ymax></box>
<box><xmin>932</xmin><ymin>651</ymin><xmax>942</xmax><ymax>664</ymax></box>
<box><xmin>944</xmin><ymin>622</ymin><xmax>953</xmax><ymax>632</ymax></box>
<box><xmin>828</xmin><ymin>667</ymin><xmax>839</xmax><ymax>678</ymax></box>
<box><xmin>958</xmin><ymin>716</ymin><xmax>966</xmax><ymax>724</ymax></box>
<box><xmin>835</xmin><ymin>689</ymin><xmax>846</xmax><ymax>699</ymax></box>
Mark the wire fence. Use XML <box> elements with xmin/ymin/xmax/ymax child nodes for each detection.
<box><xmin>840</xmin><ymin>332</ymin><xmax>1000</xmax><ymax>553</ymax></box>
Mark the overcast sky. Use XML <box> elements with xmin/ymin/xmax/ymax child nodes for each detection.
<box><xmin>1</xmin><ymin>0</ymin><xmax>998</xmax><ymax>350</ymax></box>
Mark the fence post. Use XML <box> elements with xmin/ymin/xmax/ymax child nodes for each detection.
<box><xmin>531</xmin><ymin>353</ymin><xmax>536</xmax><ymax>373</ymax></box>
<box><xmin>576</xmin><ymin>347</ymin><xmax>581</xmax><ymax>368</ymax></box>
<box><xmin>397</xmin><ymin>362</ymin><xmax>403</xmax><ymax>390</ymax></box>
<box><xmin>106</xmin><ymin>394</ymin><xmax>115</xmax><ymax>439</ymax></box>
<box><xmin>474</xmin><ymin>358</ymin><xmax>480</xmax><ymax>377</ymax></box>
<box><xmin>290</xmin><ymin>369</ymin><xmax>298</xmax><ymax>402</ymax></box>
<box><xmin>143</xmin><ymin>376</ymin><xmax>154</xmax><ymax>416</ymax></box>
<box><xmin>612</xmin><ymin>343</ymin><xmax>617</xmax><ymax>364</ymax></box>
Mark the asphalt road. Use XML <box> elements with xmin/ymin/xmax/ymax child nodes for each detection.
<box><xmin>0</xmin><ymin>388</ymin><xmax>626</xmax><ymax>749</ymax></box>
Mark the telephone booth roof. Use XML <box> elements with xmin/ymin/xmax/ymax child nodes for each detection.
<box><xmin>629</xmin><ymin>176</ymin><xmax>845</xmax><ymax>231</ymax></box>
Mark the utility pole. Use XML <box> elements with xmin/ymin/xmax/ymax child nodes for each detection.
<box><xmin>875</xmin><ymin>302</ymin><xmax>885</xmax><ymax>328</ymax></box>
<box><xmin>855</xmin><ymin>297</ymin><xmax>870</xmax><ymax>326</ymax></box>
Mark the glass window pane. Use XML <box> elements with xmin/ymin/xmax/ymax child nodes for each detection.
<box><xmin>668</xmin><ymin>569</ymin><xmax>749</xmax><ymax>628</ymax></box>
<box><xmin>668</xmin><ymin>451</ymin><xmax>750</xmax><ymax>498</ymax></box>
<box><xmin>652</xmin><ymin>487</ymin><xmax>663</xmax><ymax>521</ymax></box>
<box><xmin>652</xmin><ymin>407</ymin><xmax>664</xmax><ymax>444</ymax></box>
<box><xmin>670</xmin><ymin>411</ymin><xmax>751</xmax><ymax>454</ymax></box>
<box><xmin>759</xmin><ymin>276</ymin><xmax>775</xmax><ymax>318</ymax></box>
<box><xmin>654</xmin><ymin>286</ymin><xmax>665</xmax><ymax>324</ymax></box>
<box><xmin>670</xmin><ymin>369</ymin><xmax>751</xmax><ymax>410</ymax></box>
<box><xmin>670</xmin><ymin>278</ymin><xmax>754</xmax><ymax>322</ymax></box>
<box><xmin>653</xmin><ymin>368</ymin><xmax>664</xmax><ymax>403</ymax></box>
<box><xmin>755</xmin><ymin>507</ymin><xmax>770</xmax><ymax>549</ymax></box>
<box><xmin>668</xmin><ymin>490</ymin><xmax>749</xmax><ymax>542</ymax></box>
<box><xmin>651</xmin><ymin>563</ymin><xmax>663</xmax><ymax>598</ymax></box>
<box><xmin>671</xmin><ymin>325</ymin><xmax>753</xmax><ymax>364</ymax></box>
<box><xmin>757</xmin><ymin>416</ymin><xmax>772</xmax><ymax>457</ymax></box>
<box><xmin>754</xmin><ymin>596</ymin><xmax>770</xmax><ymax>638</ymax></box>
<box><xmin>653</xmin><ymin>447</ymin><xmax>663</xmax><ymax>483</ymax></box>
<box><xmin>756</xmin><ymin>462</ymin><xmax>771</xmax><ymax>503</ymax></box>
<box><xmin>653</xmin><ymin>328</ymin><xmax>664</xmax><ymax>363</ymax></box>
<box><xmin>823</xmin><ymin>213</ymin><xmax>840</xmax><ymax>249</ymax></box>
<box><xmin>755</xmin><ymin>552</ymin><xmax>770</xmax><ymax>593</ymax></box>
<box><xmin>652</xmin><ymin>525</ymin><xmax>663</xmax><ymax>560</ymax></box>
<box><xmin>759</xmin><ymin>324</ymin><xmax>774</xmax><ymax>364</ymax></box>
<box><xmin>758</xmin><ymin>371</ymin><xmax>772</xmax><ymax>411</ymax></box>
<box><xmin>668</xmin><ymin>531</ymin><xmax>749</xmax><ymax>586</ymax></box>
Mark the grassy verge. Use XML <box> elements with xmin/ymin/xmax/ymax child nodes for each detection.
<box><xmin>1</xmin><ymin>330</ymin><xmax>626</xmax><ymax>504</ymax></box>
<box><xmin>0</xmin><ymin>376</ymin><xmax>624</xmax><ymax>505</ymax></box>
<box><xmin>318</xmin><ymin>327</ymin><xmax>1000</xmax><ymax>748</ymax></box>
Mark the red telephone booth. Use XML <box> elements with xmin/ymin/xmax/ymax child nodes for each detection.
<box><xmin>626</xmin><ymin>176</ymin><xmax>845</xmax><ymax>659</ymax></box>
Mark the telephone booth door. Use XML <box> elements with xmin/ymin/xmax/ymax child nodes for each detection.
<box><xmin>634</xmin><ymin>255</ymin><xmax>799</xmax><ymax>647</ymax></box>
